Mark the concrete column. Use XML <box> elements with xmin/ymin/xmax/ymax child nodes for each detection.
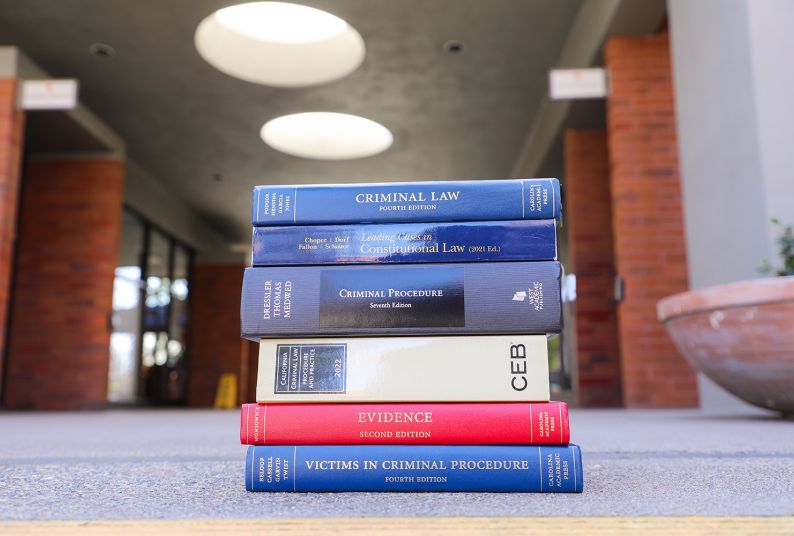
<box><xmin>668</xmin><ymin>0</ymin><xmax>794</xmax><ymax>409</ymax></box>
<box><xmin>3</xmin><ymin>158</ymin><xmax>124</xmax><ymax>410</ymax></box>
<box><xmin>563</xmin><ymin>129</ymin><xmax>622</xmax><ymax>407</ymax></box>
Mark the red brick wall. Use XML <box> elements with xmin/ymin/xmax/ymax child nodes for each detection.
<box><xmin>0</xmin><ymin>79</ymin><xmax>25</xmax><ymax>393</ymax></box>
<box><xmin>605</xmin><ymin>33</ymin><xmax>698</xmax><ymax>407</ymax></box>
<box><xmin>3</xmin><ymin>158</ymin><xmax>124</xmax><ymax>410</ymax></box>
<box><xmin>564</xmin><ymin>129</ymin><xmax>622</xmax><ymax>407</ymax></box>
<box><xmin>187</xmin><ymin>263</ymin><xmax>253</xmax><ymax>406</ymax></box>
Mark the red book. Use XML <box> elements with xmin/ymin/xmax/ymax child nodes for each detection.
<box><xmin>240</xmin><ymin>402</ymin><xmax>570</xmax><ymax>445</ymax></box>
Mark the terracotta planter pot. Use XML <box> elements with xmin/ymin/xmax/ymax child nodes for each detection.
<box><xmin>658</xmin><ymin>277</ymin><xmax>794</xmax><ymax>414</ymax></box>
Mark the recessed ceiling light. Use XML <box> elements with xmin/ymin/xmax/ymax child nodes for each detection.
<box><xmin>443</xmin><ymin>40</ymin><xmax>465</xmax><ymax>54</ymax></box>
<box><xmin>261</xmin><ymin>112</ymin><xmax>393</xmax><ymax>160</ymax></box>
<box><xmin>215</xmin><ymin>2</ymin><xmax>346</xmax><ymax>44</ymax></box>
<box><xmin>89</xmin><ymin>42</ymin><xmax>116</xmax><ymax>58</ymax></box>
<box><xmin>195</xmin><ymin>2</ymin><xmax>365</xmax><ymax>87</ymax></box>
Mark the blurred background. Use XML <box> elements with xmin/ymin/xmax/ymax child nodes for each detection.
<box><xmin>0</xmin><ymin>0</ymin><xmax>791</xmax><ymax>413</ymax></box>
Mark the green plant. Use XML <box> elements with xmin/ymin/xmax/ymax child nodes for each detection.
<box><xmin>759</xmin><ymin>218</ymin><xmax>794</xmax><ymax>276</ymax></box>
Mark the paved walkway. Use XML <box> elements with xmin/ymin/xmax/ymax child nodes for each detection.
<box><xmin>0</xmin><ymin>408</ymin><xmax>792</xmax><ymax>520</ymax></box>
<box><xmin>3</xmin><ymin>517</ymin><xmax>794</xmax><ymax>535</ymax></box>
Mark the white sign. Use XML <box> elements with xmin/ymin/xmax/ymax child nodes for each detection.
<box><xmin>549</xmin><ymin>68</ymin><xmax>607</xmax><ymax>100</ymax></box>
<box><xmin>19</xmin><ymin>79</ymin><xmax>79</xmax><ymax>110</ymax></box>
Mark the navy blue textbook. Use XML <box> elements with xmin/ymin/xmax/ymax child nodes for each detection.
<box><xmin>240</xmin><ymin>261</ymin><xmax>562</xmax><ymax>338</ymax></box>
<box><xmin>252</xmin><ymin>178</ymin><xmax>560</xmax><ymax>225</ymax></box>
<box><xmin>245</xmin><ymin>444</ymin><xmax>583</xmax><ymax>492</ymax></box>
<box><xmin>251</xmin><ymin>219</ymin><xmax>557</xmax><ymax>266</ymax></box>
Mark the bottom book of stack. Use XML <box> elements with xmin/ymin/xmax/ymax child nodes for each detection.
<box><xmin>245</xmin><ymin>444</ymin><xmax>582</xmax><ymax>492</ymax></box>
<box><xmin>240</xmin><ymin>402</ymin><xmax>583</xmax><ymax>493</ymax></box>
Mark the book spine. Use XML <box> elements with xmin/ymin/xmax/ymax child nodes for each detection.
<box><xmin>251</xmin><ymin>220</ymin><xmax>557</xmax><ymax>265</ymax></box>
<box><xmin>255</xmin><ymin>335</ymin><xmax>550</xmax><ymax>403</ymax></box>
<box><xmin>240</xmin><ymin>261</ymin><xmax>562</xmax><ymax>337</ymax></box>
<box><xmin>251</xmin><ymin>179</ymin><xmax>560</xmax><ymax>225</ymax></box>
<box><xmin>245</xmin><ymin>444</ymin><xmax>583</xmax><ymax>492</ymax></box>
<box><xmin>240</xmin><ymin>402</ymin><xmax>570</xmax><ymax>445</ymax></box>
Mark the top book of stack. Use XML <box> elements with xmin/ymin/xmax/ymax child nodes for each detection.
<box><xmin>252</xmin><ymin>178</ymin><xmax>561</xmax><ymax>226</ymax></box>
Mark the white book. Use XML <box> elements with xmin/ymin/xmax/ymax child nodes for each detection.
<box><xmin>256</xmin><ymin>335</ymin><xmax>550</xmax><ymax>403</ymax></box>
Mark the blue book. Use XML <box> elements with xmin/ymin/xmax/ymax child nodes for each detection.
<box><xmin>240</xmin><ymin>261</ymin><xmax>562</xmax><ymax>338</ymax></box>
<box><xmin>252</xmin><ymin>178</ymin><xmax>560</xmax><ymax>226</ymax></box>
<box><xmin>252</xmin><ymin>220</ymin><xmax>557</xmax><ymax>266</ymax></box>
<box><xmin>245</xmin><ymin>444</ymin><xmax>583</xmax><ymax>492</ymax></box>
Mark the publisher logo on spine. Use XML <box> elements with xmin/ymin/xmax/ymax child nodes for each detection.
<box><xmin>511</xmin><ymin>281</ymin><xmax>544</xmax><ymax>311</ymax></box>
<box><xmin>274</xmin><ymin>344</ymin><xmax>346</xmax><ymax>394</ymax></box>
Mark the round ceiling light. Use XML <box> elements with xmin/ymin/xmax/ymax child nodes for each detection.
<box><xmin>261</xmin><ymin>112</ymin><xmax>393</xmax><ymax>160</ymax></box>
<box><xmin>195</xmin><ymin>2</ymin><xmax>365</xmax><ymax>87</ymax></box>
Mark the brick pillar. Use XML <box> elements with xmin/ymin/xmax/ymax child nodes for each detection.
<box><xmin>187</xmin><ymin>263</ymin><xmax>252</xmax><ymax>406</ymax></box>
<box><xmin>564</xmin><ymin>129</ymin><xmax>622</xmax><ymax>407</ymax></box>
<box><xmin>0</xmin><ymin>78</ymin><xmax>24</xmax><ymax>393</ymax></box>
<box><xmin>3</xmin><ymin>158</ymin><xmax>124</xmax><ymax>410</ymax></box>
<box><xmin>605</xmin><ymin>33</ymin><xmax>698</xmax><ymax>407</ymax></box>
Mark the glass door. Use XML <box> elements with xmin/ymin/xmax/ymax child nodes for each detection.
<box><xmin>107</xmin><ymin>211</ymin><xmax>145</xmax><ymax>403</ymax></box>
<box><xmin>108</xmin><ymin>209</ymin><xmax>193</xmax><ymax>405</ymax></box>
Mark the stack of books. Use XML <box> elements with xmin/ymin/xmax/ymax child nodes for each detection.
<box><xmin>239</xmin><ymin>179</ymin><xmax>583</xmax><ymax>493</ymax></box>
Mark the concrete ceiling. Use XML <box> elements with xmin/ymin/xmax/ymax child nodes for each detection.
<box><xmin>0</xmin><ymin>0</ymin><xmax>662</xmax><ymax>242</ymax></box>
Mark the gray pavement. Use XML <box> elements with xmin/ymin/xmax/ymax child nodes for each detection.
<box><xmin>0</xmin><ymin>407</ymin><xmax>793</xmax><ymax>519</ymax></box>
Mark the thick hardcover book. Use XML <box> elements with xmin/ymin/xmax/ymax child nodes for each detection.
<box><xmin>251</xmin><ymin>220</ymin><xmax>557</xmax><ymax>266</ymax></box>
<box><xmin>251</xmin><ymin>178</ymin><xmax>561</xmax><ymax>226</ymax></box>
<box><xmin>255</xmin><ymin>335</ymin><xmax>550</xmax><ymax>403</ymax></box>
<box><xmin>240</xmin><ymin>261</ymin><xmax>562</xmax><ymax>338</ymax></box>
<box><xmin>240</xmin><ymin>401</ymin><xmax>570</xmax><ymax>445</ymax></box>
<box><xmin>245</xmin><ymin>444</ymin><xmax>583</xmax><ymax>492</ymax></box>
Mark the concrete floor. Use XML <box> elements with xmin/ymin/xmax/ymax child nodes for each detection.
<box><xmin>1</xmin><ymin>407</ymin><xmax>793</xmax><ymax>520</ymax></box>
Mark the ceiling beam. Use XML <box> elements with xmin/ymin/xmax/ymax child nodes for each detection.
<box><xmin>14</xmin><ymin>48</ymin><xmax>127</xmax><ymax>158</ymax></box>
<box><xmin>510</xmin><ymin>0</ymin><xmax>667</xmax><ymax>178</ymax></box>
<box><xmin>2</xmin><ymin>46</ymin><xmax>237</xmax><ymax>261</ymax></box>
